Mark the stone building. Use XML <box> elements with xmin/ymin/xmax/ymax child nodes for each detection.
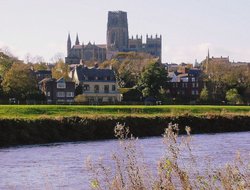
<box><xmin>65</xmin><ymin>11</ymin><xmax>162</xmax><ymax>64</ymax></box>
<box><xmin>69</xmin><ymin>64</ymin><xmax>122</xmax><ymax>103</ymax></box>
<box><xmin>65</xmin><ymin>34</ymin><xmax>106</xmax><ymax>64</ymax></box>
<box><xmin>107</xmin><ymin>11</ymin><xmax>129</xmax><ymax>52</ymax></box>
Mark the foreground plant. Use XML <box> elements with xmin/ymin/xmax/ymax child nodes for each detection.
<box><xmin>86</xmin><ymin>123</ymin><xmax>250</xmax><ymax>190</ymax></box>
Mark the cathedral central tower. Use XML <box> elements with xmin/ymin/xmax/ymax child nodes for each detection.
<box><xmin>106</xmin><ymin>11</ymin><xmax>129</xmax><ymax>52</ymax></box>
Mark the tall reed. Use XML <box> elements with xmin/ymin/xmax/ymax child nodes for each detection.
<box><xmin>86</xmin><ymin>123</ymin><xmax>250</xmax><ymax>190</ymax></box>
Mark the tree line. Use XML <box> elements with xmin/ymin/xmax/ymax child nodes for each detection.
<box><xmin>0</xmin><ymin>50</ymin><xmax>249</xmax><ymax>104</ymax></box>
<box><xmin>200</xmin><ymin>59</ymin><xmax>250</xmax><ymax>104</ymax></box>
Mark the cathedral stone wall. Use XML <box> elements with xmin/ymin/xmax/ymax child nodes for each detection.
<box><xmin>107</xmin><ymin>11</ymin><xmax>129</xmax><ymax>52</ymax></box>
<box><xmin>65</xmin><ymin>11</ymin><xmax>162</xmax><ymax>64</ymax></box>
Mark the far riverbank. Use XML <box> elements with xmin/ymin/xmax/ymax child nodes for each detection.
<box><xmin>0</xmin><ymin>113</ymin><xmax>249</xmax><ymax>147</ymax></box>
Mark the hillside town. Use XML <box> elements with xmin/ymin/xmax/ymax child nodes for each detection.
<box><xmin>0</xmin><ymin>11</ymin><xmax>249</xmax><ymax>105</ymax></box>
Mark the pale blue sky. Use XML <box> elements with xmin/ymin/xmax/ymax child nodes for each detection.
<box><xmin>1</xmin><ymin>0</ymin><xmax>250</xmax><ymax>63</ymax></box>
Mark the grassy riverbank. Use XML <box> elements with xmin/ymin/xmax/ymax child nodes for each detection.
<box><xmin>0</xmin><ymin>105</ymin><xmax>249</xmax><ymax>119</ymax></box>
<box><xmin>0</xmin><ymin>105</ymin><xmax>249</xmax><ymax>147</ymax></box>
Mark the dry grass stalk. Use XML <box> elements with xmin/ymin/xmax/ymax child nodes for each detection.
<box><xmin>87</xmin><ymin>123</ymin><xmax>250</xmax><ymax>190</ymax></box>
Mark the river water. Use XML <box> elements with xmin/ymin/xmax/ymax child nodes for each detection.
<box><xmin>0</xmin><ymin>132</ymin><xmax>249</xmax><ymax>190</ymax></box>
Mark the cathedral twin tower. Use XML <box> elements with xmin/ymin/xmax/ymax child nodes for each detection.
<box><xmin>66</xmin><ymin>11</ymin><xmax>162</xmax><ymax>64</ymax></box>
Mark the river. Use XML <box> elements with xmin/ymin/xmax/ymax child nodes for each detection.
<box><xmin>0</xmin><ymin>131</ymin><xmax>249</xmax><ymax>190</ymax></box>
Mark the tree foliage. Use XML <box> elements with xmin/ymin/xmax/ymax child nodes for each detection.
<box><xmin>52</xmin><ymin>60</ymin><xmax>69</xmax><ymax>79</ymax></box>
<box><xmin>2</xmin><ymin>63</ymin><xmax>38</xmax><ymax>99</ymax></box>
<box><xmin>100</xmin><ymin>52</ymin><xmax>156</xmax><ymax>88</ymax></box>
<box><xmin>199</xmin><ymin>87</ymin><xmax>209</xmax><ymax>103</ymax></box>
<box><xmin>74</xmin><ymin>94</ymin><xmax>88</xmax><ymax>103</ymax></box>
<box><xmin>30</xmin><ymin>63</ymin><xmax>49</xmax><ymax>71</ymax></box>
<box><xmin>138</xmin><ymin>61</ymin><xmax>168</xmax><ymax>99</ymax></box>
<box><xmin>0</xmin><ymin>52</ymin><xmax>22</xmax><ymax>98</ymax></box>
<box><xmin>226</xmin><ymin>88</ymin><xmax>242</xmax><ymax>104</ymax></box>
<box><xmin>202</xmin><ymin>59</ymin><xmax>250</xmax><ymax>103</ymax></box>
<box><xmin>0</xmin><ymin>52</ymin><xmax>18</xmax><ymax>77</ymax></box>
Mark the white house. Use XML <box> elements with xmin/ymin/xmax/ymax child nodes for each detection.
<box><xmin>69</xmin><ymin>64</ymin><xmax>122</xmax><ymax>103</ymax></box>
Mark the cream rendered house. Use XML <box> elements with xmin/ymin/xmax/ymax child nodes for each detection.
<box><xmin>69</xmin><ymin>65</ymin><xmax>122</xmax><ymax>103</ymax></box>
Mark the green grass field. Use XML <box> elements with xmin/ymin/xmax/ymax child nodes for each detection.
<box><xmin>0</xmin><ymin>105</ymin><xmax>249</xmax><ymax>119</ymax></box>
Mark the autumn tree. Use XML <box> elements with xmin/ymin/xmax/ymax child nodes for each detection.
<box><xmin>0</xmin><ymin>52</ymin><xmax>21</xmax><ymax>98</ymax></box>
<box><xmin>2</xmin><ymin>63</ymin><xmax>38</xmax><ymax>100</ymax></box>
<box><xmin>201</xmin><ymin>57</ymin><xmax>250</xmax><ymax>104</ymax></box>
<box><xmin>100</xmin><ymin>52</ymin><xmax>156</xmax><ymax>88</ymax></box>
<box><xmin>0</xmin><ymin>52</ymin><xmax>17</xmax><ymax>77</ymax></box>
<box><xmin>51</xmin><ymin>60</ymin><xmax>69</xmax><ymax>79</ymax></box>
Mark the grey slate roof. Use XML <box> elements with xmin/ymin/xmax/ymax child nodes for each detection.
<box><xmin>188</xmin><ymin>69</ymin><xmax>201</xmax><ymax>76</ymax></box>
<box><xmin>75</xmin><ymin>66</ymin><xmax>116</xmax><ymax>82</ymax></box>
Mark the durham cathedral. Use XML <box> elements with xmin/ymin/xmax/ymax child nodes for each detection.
<box><xmin>65</xmin><ymin>11</ymin><xmax>162</xmax><ymax>64</ymax></box>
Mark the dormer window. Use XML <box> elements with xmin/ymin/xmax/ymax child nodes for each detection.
<box><xmin>57</xmin><ymin>82</ymin><xmax>66</xmax><ymax>89</ymax></box>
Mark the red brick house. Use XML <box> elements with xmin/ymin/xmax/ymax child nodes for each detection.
<box><xmin>168</xmin><ymin>69</ymin><xmax>203</xmax><ymax>101</ymax></box>
<box><xmin>39</xmin><ymin>77</ymin><xmax>75</xmax><ymax>103</ymax></box>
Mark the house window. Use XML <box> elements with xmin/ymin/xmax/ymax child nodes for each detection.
<box><xmin>104</xmin><ymin>85</ymin><xmax>109</xmax><ymax>93</ymax></box>
<box><xmin>57</xmin><ymin>83</ymin><xmax>66</xmax><ymax>89</ymax></box>
<box><xmin>196</xmin><ymin>82</ymin><xmax>199</xmax><ymax>87</ymax></box>
<box><xmin>192</xmin><ymin>77</ymin><xmax>195</xmax><ymax>82</ymax></box>
<box><xmin>66</xmin><ymin>92</ymin><xmax>74</xmax><ymax>97</ymax></box>
<box><xmin>83</xmin><ymin>84</ymin><xmax>90</xmax><ymax>91</ymax></box>
<box><xmin>196</xmin><ymin>90</ymin><xmax>199</xmax><ymax>95</ymax></box>
<box><xmin>94</xmin><ymin>85</ymin><xmax>99</xmax><ymax>93</ymax></box>
<box><xmin>112</xmin><ymin>85</ymin><xmax>116</xmax><ymax>91</ymax></box>
<box><xmin>192</xmin><ymin>83</ymin><xmax>195</xmax><ymax>88</ymax></box>
<box><xmin>192</xmin><ymin>90</ymin><xmax>195</xmax><ymax>95</ymax></box>
<box><xmin>57</xmin><ymin>92</ymin><xmax>65</xmax><ymax>97</ymax></box>
<box><xmin>47</xmin><ymin>91</ymin><xmax>50</xmax><ymax>97</ymax></box>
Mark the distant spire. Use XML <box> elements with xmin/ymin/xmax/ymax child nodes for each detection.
<box><xmin>67</xmin><ymin>33</ymin><xmax>71</xmax><ymax>43</ymax></box>
<box><xmin>206</xmin><ymin>48</ymin><xmax>210</xmax><ymax>73</ymax></box>
<box><xmin>75</xmin><ymin>33</ymin><xmax>80</xmax><ymax>45</ymax></box>
<box><xmin>67</xmin><ymin>33</ymin><xmax>72</xmax><ymax>56</ymax></box>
